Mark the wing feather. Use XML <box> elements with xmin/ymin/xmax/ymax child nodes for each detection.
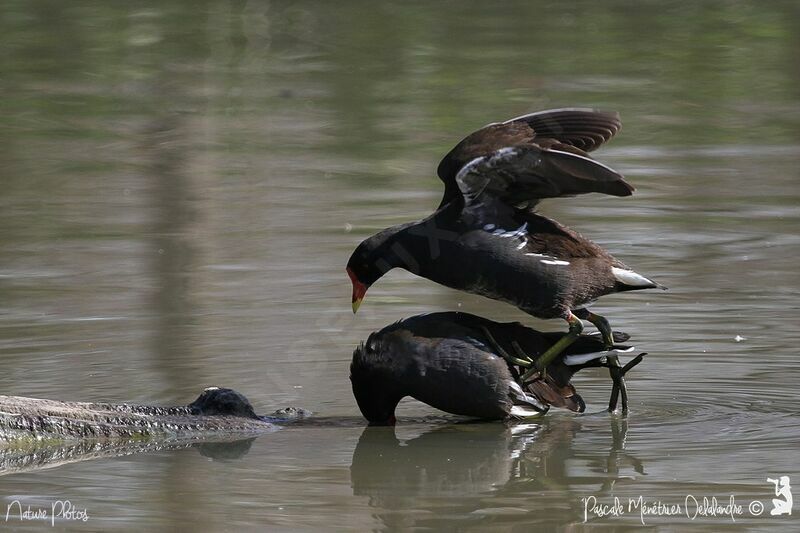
<box><xmin>456</xmin><ymin>145</ymin><xmax>632</xmax><ymax>210</ymax></box>
<box><xmin>437</xmin><ymin>108</ymin><xmax>626</xmax><ymax>207</ymax></box>
<box><xmin>503</xmin><ymin>107</ymin><xmax>621</xmax><ymax>152</ymax></box>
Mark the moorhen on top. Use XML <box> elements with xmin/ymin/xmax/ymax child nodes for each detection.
<box><xmin>347</xmin><ymin>108</ymin><xmax>665</xmax><ymax>372</ymax></box>
<box><xmin>350</xmin><ymin>312</ymin><xmax>643</xmax><ymax>425</ymax></box>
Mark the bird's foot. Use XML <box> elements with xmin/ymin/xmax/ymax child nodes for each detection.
<box><xmin>608</xmin><ymin>353</ymin><xmax>646</xmax><ymax>413</ymax></box>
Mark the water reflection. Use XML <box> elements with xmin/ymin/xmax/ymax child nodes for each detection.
<box><xmin>351</xmin><ymin>416</ymin><xmax>643</xmax><ymax>529</ymax></box>
<box><xmin>1</xmin><ymin>0</ymin><xmax>799</xmax><ymax>529</ymax></box>
<box><xmin>0</xmin><ymin>437</ymin><xmax>255</xmax><ymax>477</ymax></box>
<box><xmin>144</xmin><ymin>112</ymin><xmax>203</xmax><ymax>390</ymax></box>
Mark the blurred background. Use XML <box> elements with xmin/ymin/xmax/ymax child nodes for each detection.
<box><xmin>1</xmin><ymin>1</ymin><xmax>799</xmax><ymax>530</ymax></box>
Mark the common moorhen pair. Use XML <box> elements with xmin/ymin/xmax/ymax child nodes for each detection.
<box><xmin>347</xmin><ymin>108</ymin><xmax>663</xmax><ymax>421</ymax></box>
<box><xmin>350</xmin><ymin>312</ymin><xmax>644</xmax><ymax>425</ymax></box>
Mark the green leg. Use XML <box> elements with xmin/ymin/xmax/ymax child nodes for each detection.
<box><xmin>479</xmin><ymin>326</ymin><xmax>532</xmax><ymax>367</ymax></box>
<box><xmin>521</xmin><ymin>312</ymin><xmax>583</xmax><ymax>382</ymax></box>
<box><xmin>573</xmin><ymin>310</ymin><xmax>626</xmax><ymax>412</ymax></box>
<box><xmin>575</xmin><ymin>309</ymin><xmax>614</xmax><ymax>348</ymax></box>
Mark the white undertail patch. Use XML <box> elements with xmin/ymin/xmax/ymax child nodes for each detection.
<box><xmin>508</xmin><ymin>381</ymin><xmax>548</xmax><ymax>417</ymax></box>
<box><xmin>611</xmin><ymin>267</ymin><xmax>655</xmax><ymax>287</ymax></box>
<box><xmin>510</xmin><ymin>405</ymin><xmax>548</xmax><ymax>418</ymax></box>
<box><xmin>508</xmin><ymin>380</ymin><xmax>526</xmax><ymax>396</ymax></box>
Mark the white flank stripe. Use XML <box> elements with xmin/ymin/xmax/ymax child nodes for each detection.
<box><xmin>491</xmin><ymin>222</ymin><xmax>528</xmax><ymax>239</ymax></box>
<box><xmin>612</xmin><ymin>267</ymin><xmax>654</xmax><ymax>287</ymax></box>
<box><xmin>525</xmin><ymin>253</ymin><xmax>570</xmax><ymax>266</ymax></box>
<box><xmin>563</xmin><ymin>346</ymin><xmax>636</xmax><ymax>366</ymax></box>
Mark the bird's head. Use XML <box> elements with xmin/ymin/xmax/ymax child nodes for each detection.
<box><xmin>350</xmin><ymin>341</ymin><xmax>403</xmax><ymax>425</ymax></box>
<box><xmin>346</xmin><ymin>226</ymin><xmax>409</xmax><ymax>313</ymax></box>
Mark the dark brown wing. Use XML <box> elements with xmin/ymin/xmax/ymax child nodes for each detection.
<box><xmin>502</xmin><ymin>107</ymin><xmax>621</xmax><ymax>153</ymax></box>
<box><xmin>456</xmin><ymin>145</ymin><xmax>633</xmax><ymax>215</ymax></box>
<box><xmin>436</xmin><ymin>108</ymin><xmax>623</xmax><ymax>207</ymax></box>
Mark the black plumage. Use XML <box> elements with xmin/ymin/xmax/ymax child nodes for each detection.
<box><xmin>347</xmin><ymin>108</ymin><xmax>664</xmax><ymax>367</ymax></box>
<box><xmin>350</xmin><ymin>312</ymin><xmax>637</xmax><ymax>425</ymax></box>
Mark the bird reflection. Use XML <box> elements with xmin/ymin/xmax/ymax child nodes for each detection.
<box><xmin>599</xmin><ymin>417</ymin><xmax>645</xmax><ymax>493</ymax></box>
<box><xmin>350</xmin><ymin>416</ymin><xmax>644</xmax><ymax>529</ymax></box>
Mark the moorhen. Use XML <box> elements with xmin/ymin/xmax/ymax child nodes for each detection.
<box><xmin>347</xmin><ymin>108</ymin><xmax>664</xmax><ymax>372</ymax></box>
<box><xmin>350</xmin><ymin>312</ymin><xmax>644</xmax><ymax>425</ymax></box>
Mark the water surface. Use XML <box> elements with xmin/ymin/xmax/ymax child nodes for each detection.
<box><xmin>1</xmin><ymin>1</ymin><xmax>799</xmax><ymax>530</ymax></box>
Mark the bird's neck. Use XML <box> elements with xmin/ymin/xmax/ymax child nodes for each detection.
<box><xmin>379</xmin><ymin>222</ymin><xmax>430</xmax><ymax>276</ymax></box>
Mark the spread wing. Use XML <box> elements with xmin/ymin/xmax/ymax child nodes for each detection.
<box><xmin>501</xmin><ymin>107</ymin><xmax>621</xmax><ymax>153</ymax></box>
<box><xmin>436</xmin><ymin>108</ymin><xmax>624</xmax><ymax>207</ymax></box>
<box><xmin>455</xmin><ymin>145</ymin><xmax>632</xmax><ymax>216</ymax></box>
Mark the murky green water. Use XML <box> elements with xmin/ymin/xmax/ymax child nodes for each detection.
<box><xmin>1</xmin><ymin>1</ymin><xmax>799</xmax><ymax>530</ymax></box>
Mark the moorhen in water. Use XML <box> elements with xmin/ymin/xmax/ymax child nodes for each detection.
<box><xmin>347</xmin><ymin>108</ymin><xmax>664</xmax><ymax>373</ymax></box>
<box><xmin>350</xmin><ymin>312</ymin><xmax>644</xmax><ymax>425</ymax></box>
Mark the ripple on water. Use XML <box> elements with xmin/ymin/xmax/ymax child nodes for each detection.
<box><xmin>624</xmin><ymin>394</ymin><xmax>800</xmax><ymax>456</ymax></box>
